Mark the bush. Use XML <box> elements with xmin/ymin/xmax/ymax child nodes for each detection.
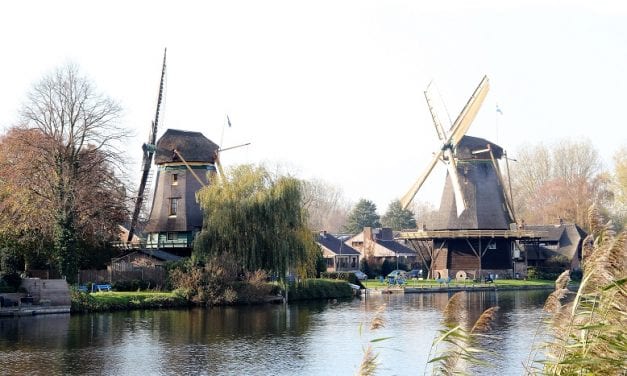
<box><xmin>527</xmin><ymin>266</ymin><xmax>566</xmax><ymax>280</ymax></box>
<box><xmin>168</xmin><ymin>257</ymin><xmax>238</xmax><ymax>306</ymax></box>
<box><xmin>320</xmin><ymin>271</ymin><xmax>365</xmax><ymax>289</ymax></box>
<box><xmin>287</xmin><ymin>279</ymin><xmax>353</xmax><ymax>301</ymax></box>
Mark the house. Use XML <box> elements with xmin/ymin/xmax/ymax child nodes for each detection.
<box><xmin>347</xmin><ymin>227</ymin><xmax>417</xmax><ymax>265</ymax></box>
<box><xmin>110</xmin><ymin>249</ymin><xmax>182</xmax><ymax>272</ymax></box>
<box><xmin>519</xmin><ymin>222</ymin><xmax>587</xmax><ymax>270</ymax></box>
<box><xmin>316</xmin><ymin>231</ymin><xmax>361</xmax><ymax>272</ymax></box>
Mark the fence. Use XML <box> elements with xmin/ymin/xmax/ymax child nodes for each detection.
<box><xmin>79</xmin><ymin>268</ymin><xmax>168</xmax><ymax>288</ymax></box>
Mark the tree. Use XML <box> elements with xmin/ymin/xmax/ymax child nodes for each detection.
<box><xmin>510</xmin><ymin>139</ymin><xmax>604</xmax><ymax>231</ymax></box>
<box><xmin>194</xmin><ymin>164</ymin><xmax>320</xmax><ymax>280</ymax></box>
<box><xmin>343</xmin><ymin>199</ymin><xmax>381</xmax><ymax>234</ymax></box>
<box><xmin>3</xmin><ymin>65</ymin><xmax>128</xmax><ymax>282</ymax></box>
<box><xmin>381</xmin><ymin>200</ymin><xmax>417</xmax><ymax>230</ymax></box>
<box><xmin>301</xmin><ymin>178</ymin><xmax>350</xmax><ymax>232</ymax></box>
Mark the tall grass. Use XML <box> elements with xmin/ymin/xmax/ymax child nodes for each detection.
<box><xmin>426</xmin><ymin>291</ymin><xmax>499</xmax><ymax>375</ymax></box>
<box><xmin>527</xmin><ymin>206</ymin><xmax>627</xmax><ymax>375</ymax></box>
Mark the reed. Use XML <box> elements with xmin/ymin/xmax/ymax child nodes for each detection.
<box><xmin>530</xmin><ymin>206</ymin><xmax>627</xmax><ymax>375</ymax></box>
<box><xmin>357</xmin><ymin>304</ymin><xmax>389</xmax><ymax>376</ymax></box>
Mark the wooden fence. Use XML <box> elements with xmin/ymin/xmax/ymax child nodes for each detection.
<box><xmin>29</xmin><ymin>268</ymin><xmax>167</xmax><ymax>288</ymax></box>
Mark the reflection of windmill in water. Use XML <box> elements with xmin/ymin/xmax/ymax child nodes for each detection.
<box><xmin>399</xmin><ymin>76</ymin><xmax>541</xmax><ymax>280</ymax></box>
<box><xmin>127</xmin><ymin>50</ymin><xmax>246</xmax><ymax>255</ymax></box>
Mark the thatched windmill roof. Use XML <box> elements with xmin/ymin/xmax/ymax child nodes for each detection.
<box><xmin>154</xmin><ymin>129</ymin><xmax>219</xmax><ymax>165</ymax></box>
<box><xmin>432</xmin><ymin>135</ymin><xmax>512</xmax><ymax>230</ymax></box>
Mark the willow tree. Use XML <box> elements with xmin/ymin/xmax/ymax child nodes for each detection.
<box><xmin>194</xmin><ymin>164</ymin><xmax>320</xmax><ymax>279</ymax></box>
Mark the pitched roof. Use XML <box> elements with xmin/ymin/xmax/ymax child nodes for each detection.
<box><xmin>374</xmin><ymin>239</ymin><xmax>417</xmax><ymax>257</ymax></box>
<box><xmin>111</xmin><ymin>249</ymin><xmax>182</xmax><ymax>263</ymax></box>
<box><xmin>316</xmin><ymin>232</ymin><xmax>361</xmax><ymax>256</ymax></box>
<box><xmin>139</xmin><ymin>249</ymin><xmax>182</xmax><ymax>261</ymax></box>
<box><xmin>524</xmin><ymin>223</ymin><xmax>587</xmax><ymax>261</ymax></box>
<box><xmin>154</xmin><ymin>129</ymin><xmax>219</xmax><ymax>165</ymax></box>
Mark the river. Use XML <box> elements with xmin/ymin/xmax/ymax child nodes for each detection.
<box><xmin>0</xmin><ymin>289</ymin><xmax>551</xmax><ymax>375</ymax></box>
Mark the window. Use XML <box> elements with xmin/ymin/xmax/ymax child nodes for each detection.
<box><xmin>169</xmin><ymin>198</ymin><xmax>179</xmax><ymax>216</ymax></box>
<box><xmin>167</xmin><ymin>232</ymin><xmax>176</xmax><ymax>241</ymax></box>
<box><xmin>171</xmin><ymin>173</ymin><xmax>178</xmax><ymax>185</ymax></box>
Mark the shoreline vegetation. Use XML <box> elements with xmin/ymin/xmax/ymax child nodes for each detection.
<box><xmin>70</xmin><ymin>277</ymin><xmax>560</xmax><ymax>314</ymax></box>
<box><xmin>70</xmin><ymin>278</ymin><xmax>355</xmax><ymax>313</ymax></box>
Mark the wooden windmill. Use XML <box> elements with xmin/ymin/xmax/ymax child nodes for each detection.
<box><xmin>143</xmin><ymin>129</ymin><xmax>219</xmax><ymax>253</ymax></box>
<box><xmin>399</xmin><ymin>75</ymin><xmax>530</xmax><ymax>280</ymax></box>
<box><xmin>400</xmin><ymin>75</ymin><xmax>516</xmax><ymax>229</ymax></box>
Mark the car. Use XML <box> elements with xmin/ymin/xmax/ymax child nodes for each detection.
<box><xmin>349</xmin><ymin>270</ymin><xmax>368</xmax><ymax>281</ymax></box>
<box><xmin>386</xmin><ymin>270</ymin><xmax>408</xmax><ymax>279</ymax></box>
<box><xmin>407</xmin><ymin>269</ymin><xmax>423</xmax><ymax>279</ymax></box>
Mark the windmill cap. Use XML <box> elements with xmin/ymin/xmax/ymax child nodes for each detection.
<box><xmin>456</xmin><ymin>135</ymin><xmax>503</xmax><ymax>160</ymax></box>
<box><xmin>153</xmin><ymin>129</ymin><xmax>219</xmax><ymax>164</ymax></box>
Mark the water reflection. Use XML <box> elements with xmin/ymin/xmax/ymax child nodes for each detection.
<box><xmin>0</xmin><ymin>290</ymin><xmax>551</xmax><ymax>375</ymax></box>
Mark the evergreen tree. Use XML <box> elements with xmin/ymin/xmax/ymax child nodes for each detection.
<box><xmin>343</xmin><ymin>199</ymin><xmax>381</xmax><ymax>234</ymax></box>
<box><xmin>381</xmin><ymin>200</ymin><xmax>417</xmax><ymax>230</ymax></box>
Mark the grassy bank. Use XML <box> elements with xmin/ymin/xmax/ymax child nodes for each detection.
<box><xmin>71</xmin><ymin>291</ymin><xmax>189</xmax><ymax>313</ymax></box>
<box><xmin>71</xmin><ymin>278</ymin><xmax>354</xmax><ymax>312</ymax></box>
<box><xmin>362</xmin><ymin>278</ymin><xmax>557</xmax><ymax>289</ymax></box>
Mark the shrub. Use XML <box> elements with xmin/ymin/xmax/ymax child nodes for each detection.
<box><xmin>320</xmin><ymin>271</ymin><xmax>364</xmax><ymax>288</ymax></box>
<box><xmin>168</xmin><ymin>257</ymin><xmax>238</xmax><ymax>306</ymax></box>
<box><xmin>287</xmin><ymin>278</ymin><xmax>353</xmax><ymax>301</ymax></box>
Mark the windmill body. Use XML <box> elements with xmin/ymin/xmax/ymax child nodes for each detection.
<box><xmin>143</xmin><ymin>129</ymin><xmax>219</xmax><ymax>254</ymax></box>
<box><xmin>433</xmin><ymin>135</ymin><xmax>511</xmax><ymax>230</ymax></box>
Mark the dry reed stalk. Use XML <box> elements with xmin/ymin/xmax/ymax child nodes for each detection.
<box><xmin>370</xmin><ymin>304</ymin><xmax>386</xmax><ymax>331</ymax></box>
<box><xmin>443</xmin><ymin>291</ymin><xmax>466</xmax><ymax>327</ymax></box>
<box><xmin>357</xmin><ymin>344</ymin><xmax>378</xmax><ymax>376</ymax></box>
<box><xmin>470</xmin><ymin>306</ymin><xmax>500</xmax><ymax>334</ymax></box>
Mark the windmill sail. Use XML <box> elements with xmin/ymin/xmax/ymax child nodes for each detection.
<box><xmin>127</xmin><ymin>49</ymin><xmax>167</xmax><ymax>242</ymax></box>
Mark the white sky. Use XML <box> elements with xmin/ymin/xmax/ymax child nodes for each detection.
<box><xmin>1</xmin><ymin>0</ymin><xmax>626</xmax><ymax>213</ymax></box>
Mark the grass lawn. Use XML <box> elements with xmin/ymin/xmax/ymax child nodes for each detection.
<box><xmin>72</xmin><ymin>290</ymin><xmax>187</xmax><ymax>313</ymax></box>
<box><xmin>362</xmin><ymin>278</ymin><xmax>556</xmax><ymax>289</ymax></box>
<box><xmin>90</xmin><ymin>291</ymin><xmax>179</xmax><ymax>304</ymax></box>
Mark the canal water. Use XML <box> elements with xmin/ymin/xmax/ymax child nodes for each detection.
<box><xmin>0</xmin><ymin>290</ymin><xmax>551</xmax><ymax>375</ymax></box>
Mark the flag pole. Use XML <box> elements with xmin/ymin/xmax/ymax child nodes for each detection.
<box><xmin>219</xmin><ymin>113</ymin><xmax>227</xmax><ymax>148</ymax></box>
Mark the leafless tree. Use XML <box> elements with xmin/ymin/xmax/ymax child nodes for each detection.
<box><xmin>301</xmin><ymin>178</ymin><xmax>350</xmax><ymax>233</ymax></box>
<box><xmin>6</xmin><ymin>64</ymin><xmax>129</xmax><ymax>281</ymax></box>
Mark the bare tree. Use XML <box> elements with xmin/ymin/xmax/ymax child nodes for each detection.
<box><xmin>301</xmin><ymin>178</ymin><xmax>350</xmax><ymax>233</ymax></box>
<box><xmin>510</xmin><ymin>139</ymin><xmax>604</xmax><ymax>230</ymax></box>
<box><xmin>11</xmin><ymin>64</ymin><xmax>128</xmax><ymax>282</ymax></box>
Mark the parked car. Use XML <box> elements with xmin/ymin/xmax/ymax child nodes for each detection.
<box><xmin>350</xmin><ymin>270</ymin><xmax>368</xmax><ymax>281</ymax></box>
<box><xmin>386</xmin><ymin>270</ymin><xmax>408</xmax><ymax>279</ymax></box>
<box><xmin>407</xmin><ymin>269</ymin><xmax>423</xmax><ymax>279</ymax></box>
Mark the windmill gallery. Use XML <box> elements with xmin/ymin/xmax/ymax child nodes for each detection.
<box><xmin>119</xmin><ymin>54</ymin><xmax>579</xmax><ymax>283</ymax></box>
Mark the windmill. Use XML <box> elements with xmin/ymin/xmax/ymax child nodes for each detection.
<box><xmin>400</xmin><ymin>76</ymin><xmax>488</xmax><ymax>214</ymax></box>
<box><xmin>127</xmin><ymin>48</ymin><xmax>167</xmax><ymax>242</ymax></box>
<box><xmin>142</xmin><ymin>129</ymin><xmax>220</xmax><ymax>252</ymax></box>
<box><xmin>398</xmin><ymin>75</ymin><xmax>526</xmax><ymax>280</ymax></box>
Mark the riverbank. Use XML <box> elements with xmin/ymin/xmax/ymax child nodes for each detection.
<box><xmin>69</xmin><ymin>279</ymin><xmax>354</xmax><ymax>313</ymax></box>
<box><xmin>363</xmin><ymin>278</ymin><xmax>560</xmax><ymax>294</ymax></box>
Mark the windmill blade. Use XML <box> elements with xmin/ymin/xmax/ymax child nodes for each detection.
<box><xmin>424</xmin><ymin>82</ymin><xmax>448</xmax><ymax>142</ymax></box>
<box><xmin>443</xmin><ymin>149</ymin><xmax>466</xmax><ymax>216</ymax></box>
<box><xmin>127</xmin><ymin>48</ymin><xmax>167</xmax><ymax>243</ymax></box>
<box><xmin>400</xmin><ymin>150</ymin><xmax>443</xmax><ymax>210</ymax></box>
<box><xmin>448</xmin><ymin>75</ymin><xmax>490</xmax><ymax>147</ymax></box>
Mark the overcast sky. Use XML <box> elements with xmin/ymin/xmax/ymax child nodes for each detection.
<box><xmin>1</xmin><ymin>0</ymin><xmax>626</xmax><ymax>212</ymax></box>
